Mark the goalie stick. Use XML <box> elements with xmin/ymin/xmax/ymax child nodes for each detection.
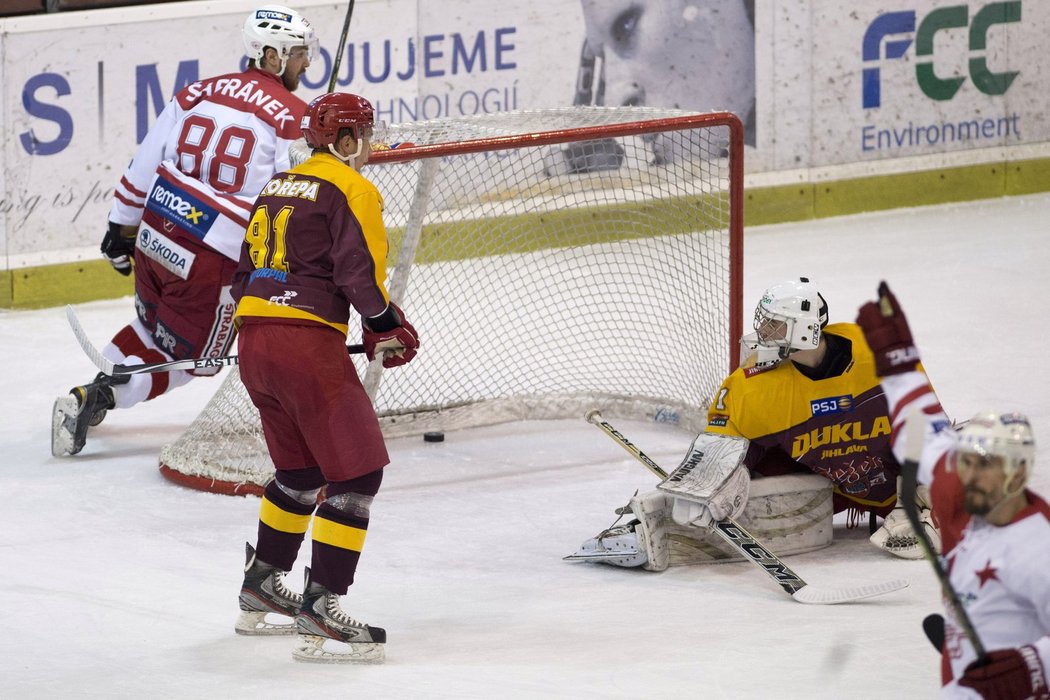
<box><xmin>66</xmin><ymin>305</ymin><xmax>364</xmax><ymax>376</ymax></box>
<box><xmin>585</xmin><ymin>409</ymin><xmax>908</xmax><ymax>605</ymax></box>
<box><xmin>899</xmin><ymin>410</ymin><xmax>988</xmax><ymax>660</ymax></box>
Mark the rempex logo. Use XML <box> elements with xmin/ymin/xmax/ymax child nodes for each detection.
<box><xmin>862</xmin><ymin>2</ymin><xmax>1021</xmax><ymax>108</ymax></box>
<box><xmin>147</xmin><ymin>182</ymin><xmax>216</xmax><ymax>239</ymax></box>
<box><xmin>255</xmin><ymin>9</ymin><xmax>291</xmax><ymax>22</ymax></box>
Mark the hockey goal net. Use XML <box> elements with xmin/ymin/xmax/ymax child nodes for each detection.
<box><xmin>159</xmin><ymin>107</ymin><xmax>744</xmax><ymax>496</ymax></box>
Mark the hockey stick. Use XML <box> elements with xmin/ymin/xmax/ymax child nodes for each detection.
<box><xmin>327</xmin><ymin>0</ymin><xmax>356</xmax><ymax>93</ymax></box>
<box><xmin>66</xmin><ymin>305</ymin><xmax>364</xmax><ymax>376</ymax></box>
<box><xmin>899</xmin><ymin>411</ymin><xmax>988</xmax><ymax>660</ymax></box>
<box><xmin>585</xmin><ymin>409</ymin><xmax>908</xmax><ymax>604</ymax></box>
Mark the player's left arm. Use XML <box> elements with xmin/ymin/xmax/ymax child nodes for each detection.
<box><xmin>332</xmin><ymin>185</ymin><xmax>419</xmax><ymax>367</ymax></box>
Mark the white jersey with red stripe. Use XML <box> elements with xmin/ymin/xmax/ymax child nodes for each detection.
<box><xmin>880</xmin><ymin>371</ymin><xmax>1050</xmax><ymax>698</ymax></box>
<box><xmin>108</xmin><ymin>68</ymin><xmax>306</xmax><ymax>261</ymax></box>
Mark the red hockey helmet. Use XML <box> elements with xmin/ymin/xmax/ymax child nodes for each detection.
<box><xmin>300</xmin><ymin>92</ymin><xmax>375</xmax><ymax>148</ymax></box>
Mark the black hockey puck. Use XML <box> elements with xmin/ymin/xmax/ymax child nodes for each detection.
<box><xmin>423</xmin><ymin>431</ymin><xmax>445</xmax><ymax>443</ymax></box>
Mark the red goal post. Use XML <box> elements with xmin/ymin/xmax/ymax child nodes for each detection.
<box><xmin>158</xmin><ymin>107</ymin><xmax>744</xmax><ymax>496</ymax></box>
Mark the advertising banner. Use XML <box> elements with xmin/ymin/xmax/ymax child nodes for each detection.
<box><xmin>2</xmin><ymin>0</ymin><xmax>1048</xmax><ymax>270</ymax></box>
<box><xmin>1</xmin><ymin>0</ymin><xmax>583</xmax><ymax>265</ymax></box>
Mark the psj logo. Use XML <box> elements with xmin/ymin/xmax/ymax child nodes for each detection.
<box><xmin>810</xmin><ymin>395</ymin><xmax>854</xmax><ymax>417</ymax></box>
<box><xmin>862</xmin><ymin>2</ymin><xmax>1021</xmax><ymax>108</ymax></box>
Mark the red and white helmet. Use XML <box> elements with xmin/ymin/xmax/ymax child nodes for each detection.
<box><xmin>954</xmin><ymin>411</ymin><xmax>1036</xmax><ymax>494</ymax></box>
<box><xmin>300</xmin><ymin>93</ymin><xmax>375</xmax><ymax>148</ymax></box>
<box><xmin>753</xmin><ymin>277</ymin><xmax>829</xmax><ymax>358</ymax></box>
<box><xmin>243</xmin><ymin>5</ymin><xmax>318</xmax><ymax>74</ymax></box>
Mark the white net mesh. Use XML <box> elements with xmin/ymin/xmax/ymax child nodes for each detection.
<box><xmin>159</xmin><ymin>107</ymin><xmax>744</xmax><ymax>495</ymax></box>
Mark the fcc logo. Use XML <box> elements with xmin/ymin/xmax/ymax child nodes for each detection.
<box><xmin>862</xmin><ymin>2</ymin><xmax>1021</xmax><ymax>108</ymax></box>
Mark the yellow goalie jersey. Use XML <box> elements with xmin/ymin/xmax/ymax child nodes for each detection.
<box><xmin>706</xmin><ymin>323</ymin><xmax>901</xmax><ymax>512</ymax></box>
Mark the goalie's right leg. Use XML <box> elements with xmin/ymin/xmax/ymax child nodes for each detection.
<box><xmin>564</xmin><ymin>490</ymin><xmax>671</xmax><ymax>570</ymax></box>
<box><xmin>567</xmin><ymin>474</ymin><xmax>833</xmax><ymax>571</ymax></box>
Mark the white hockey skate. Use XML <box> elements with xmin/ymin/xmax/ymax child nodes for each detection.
<box><xmin>235</xmin><ymin>543</ymin><xmax>302</xmax><ymax>636</ymax></box>
<box><xmin>564</xmin><ymin>519</ymin><xmax>648</xmax><ymax>568</ymax></box>
<box><xmin>293</xmin><ymin>568</ymin><xmax>385</xmax><ymax>664</ymax></box>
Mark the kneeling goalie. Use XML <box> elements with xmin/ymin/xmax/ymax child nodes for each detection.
<box><xmin>569</xmin><ymin>277</ymin><xmax>941</xmax><ymax>570</ymax></box>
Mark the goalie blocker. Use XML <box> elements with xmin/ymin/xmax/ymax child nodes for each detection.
<box><xmin>569</xmin><ymin>434</ymin><xmax>833</xmax><ymax>570</ymax></box>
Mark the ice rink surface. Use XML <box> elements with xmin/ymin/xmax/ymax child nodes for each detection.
<box><xmin>2</xmin><ymin>193</ymin><xmax>1048</xmax><ymax>698</ymax></box>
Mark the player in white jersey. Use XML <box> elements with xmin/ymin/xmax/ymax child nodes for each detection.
<box><xmin>52</xmin><ymin>5</ymin><xmax>316</xmax><ymax>457</ymax></box>
<box><xmin>857</xmin><ymin>282</ymin><xmax>1050</xmax><ymax>700</ymax></box>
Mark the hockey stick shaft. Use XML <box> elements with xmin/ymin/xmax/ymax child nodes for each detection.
<box><xmin>899</xmin><ymin>412</ymin><xmax>988</xmax><ymax>660</ymax></box>
<box><xmin>584</xmin><ymin>409</ymin><xmax>809</xmax><ymax>595</ymax></box>
<box><xmin>66</xmin><ymin>305</ymin><xmax>364</xmax><ymax>376</ymax></box>
<box><xmin>327</xmin><ymin>0</ymin><xmax>356</xmax><ymax>93</ymax></box>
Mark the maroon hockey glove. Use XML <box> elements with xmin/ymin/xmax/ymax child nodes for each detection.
<box><xmin>855</xmin><ymin>281</ymin><xmax>920</xmax><ymax>376</ymax></box>
<box><xmin>101</xmin><ymin>221</ymin><xmax>137</xmax><ymax>276</ymax></box>
<box><xmin>958</xmin><ymin>646</ymin><xmax>1049</xmax><ymax>700</ymax></box>
<box><xmin>362</xmin><ymin>303</ymin><xmax>419</xmax><ymax>368</ymax></box>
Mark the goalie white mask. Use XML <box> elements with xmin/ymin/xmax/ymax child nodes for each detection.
<box><xmin>953</xmin><ymin>411</ymin><xmax>1036</xmax><ymax>497</ymax></box>
<box><xmin>753</xmin><ymin>277</ymin><xmax>828</xmax><ymax>359</ymax></box>
<box><xmin>739</xmin><ymin>331</ymin><xmax>782</xmax><ymax>369</ymax></box>
<box><xmin>243</xmin><ymin>5</ymin><xmax>319</xmax><ymax>75</ymax></box>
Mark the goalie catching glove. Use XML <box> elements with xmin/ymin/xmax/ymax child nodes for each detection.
<box><xmin>870</xmin><ymin>477</ymin><xmax>941</xmax><ymax>559</ymax></box>
<box><xmin>100</xmin><ymin>221</ymin><xmax>138</xmax><ymax>276</ymax></box>
<box><xmin>362</xmin><ymin>302</ymin><xmax>419</xmax><ymax>368</ymax></box>
<box><xmin>658</xmin><ymin>433</ymin><xmax>751</xmax><ymax>528</ymax></box>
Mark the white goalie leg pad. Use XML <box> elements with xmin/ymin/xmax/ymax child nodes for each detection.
<box><xmin>870</xmin><ymin>481</ymin><xmax>941</xmax><ymax>560</ymax></box>
<box><xmin>663</xmin><ymin>473</ymin><xmax>833</xmax><ymax>566</ymax></box>
<box><xmin>568</xmin><ymin>475</ymin><xmax>832</xmax><ymax>570</ymax></box>
<box><xmin>630</xmin><ymin>490</ymin><xmax>673</xmax><ymax>572</ymax></box>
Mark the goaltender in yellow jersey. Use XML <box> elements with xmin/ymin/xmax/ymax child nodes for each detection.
<box><xmin>709</xmin><ymin>320</ymin><xmax>898</xmax><ymax>515</ymax></box>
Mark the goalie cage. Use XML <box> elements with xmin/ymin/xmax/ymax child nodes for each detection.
<box><xmin>158</xmin><ymin>106</ymin><xmax>744</xmax><ymax>496</ymax></box>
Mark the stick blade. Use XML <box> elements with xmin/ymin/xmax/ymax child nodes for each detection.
<box><xmin>791</xmin><ymin>578</ymin><xmax>909</xmax><ymax>605</ymax></box>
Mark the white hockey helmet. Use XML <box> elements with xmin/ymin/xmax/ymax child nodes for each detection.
<box><xmin>752</xmin><ymin>277</ymin><xmax>829</xmax><ymax>358</ymax></box>
<box><xmin>243</xmin><ymin>5</ymin><xmax>319</xmax><ymax>75</ymax></box>
<box><xmin>954</xmin><ymin>411</ymin><xmax>1036</xmax><ymax>495</ymax></box>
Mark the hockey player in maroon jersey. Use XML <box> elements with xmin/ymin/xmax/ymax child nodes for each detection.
<box><xmin>52</xmin><ymin>5</ymin><xmax>316</xmax><ymax>457</ymax></box>
<box><xmin>230</xmin><ymin>92</ymin><xmax>419</xmax><ymax>663</ymax></box>
<box><xmin>573</xmin><ymin>277</ymin><xmax>940</xmax><ymax>569</ymax></box>
<box><xmin>858</xmin><ymin>282</ymin><xmax>1050</xmax><ymax>700</ymax></box>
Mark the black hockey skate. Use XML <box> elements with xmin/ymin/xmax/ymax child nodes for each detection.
<box><xmin>50</xmin><ymin>372</ymin><xmax>127</xmax><ymax>457</ymax></box>
<box><xmin>293</xmin><ymin>568</ymin><xmax>385</xmax><ymax>663</ymax></box>
<box><xmin>235</xmin><ymin>543</ymin><xmax>302</xmax><ymax>636</ymax></box>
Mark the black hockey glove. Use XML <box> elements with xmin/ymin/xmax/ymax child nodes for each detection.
<box><xmin>101</xmin><ymin>222</ymin><xmax>136</xmax><ymax>276</ymax></box>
